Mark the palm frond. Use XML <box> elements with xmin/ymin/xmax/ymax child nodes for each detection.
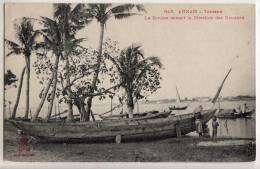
<box><xmin>4</xmin><ymin>39</ymin><xmax>22</xmax><ymax>56</ymax></box>
<box><xmin>71</xmin><ymin>4</ymin><xmax>85</xmax><ymax>15</ymax></box>
<box><xmin>113</xmin><ymin>13</ymin><xmax>139</xmax><ymax>19</ymax></box>
<box><xmin>13</xmin><ymin>17</ymin><xmax>34</xmax><ymax>47</ymax></box>
<box><xmin>5</xmin><ymin>39</ymin><xmax>20</xmax><ymax>49</ymax></box>
<box><xmin>53</xmin><ymin>3</ymin><xmax>71</xmax><ymax>19</ymax></box>
<box><xmin>40</xmin><ymin>16</ymin><xmax>58</xmax><ymax>29</ymax></box>
<box><xmin>136</xmin><ymin>56</ymin><xmax>162</xmax><ymax>69</ymax></box>
<box><xmin>32</xmin><ymin>41</ymin><xmax>46</xmax><ymax>50</ymax></box>
<box><xmin>28</xmin><ymin>30</ymin><xmax>41</xmax><ymax>47</ymax></box>
<box><xmin>86</xmin><ymin>4</ymin><xmax>100</xmax><ymax>16</ymax></box>
<box><xmin>71</xmin><ymin>4</ymin><xmax>92</xmax><ymax>26</ymax></box>
<box><xmin>110</xmin><ymin>4</ymin><xmax>135</xmax><ymax>14</ymax></box>
<box><xmin>5</xmin><ymin>50</ymin><xmax>22</xmax><ymax>57</ymax></box>
<box><xmin>72</xmin><ymin>38</ymin><xmax>86</xmax><ymax>44</ymax></box>
<box><xmin>135</xmin><ymin>66</ymin><xmax>152</xmax><ymax>83</ymax></box>
<box><xmin>104</xmin><ymin>52</ymin><xmax>124</xmax><ymax>75</ymax></box>
<box><xmin>136</xmin><ymin>4</ymin><xmax>147</xmax><ymax>12</ymax></box>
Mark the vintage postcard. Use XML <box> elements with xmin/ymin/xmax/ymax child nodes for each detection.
<box><xmin>3</xmin><ymin>2</ymin><xmax>255</xmax><ymax>162</ymax></box>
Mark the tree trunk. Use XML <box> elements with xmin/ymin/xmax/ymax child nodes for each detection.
<box><xmin>24</xmin><ymin>58</ymin><xmax>30</xmax><ymax>119</ymax></box>
<box><xmin>127</xmin><ymin>91</ymin><xmax>134</xmax><ymax>118</ymax></box>
<box><xmin>90</xmin><ymin>110</ymin><xmax>95</xmax><ymax>121</ymax></box>
<box><xmin>127</xmin><ymin>106</ymin><xmax>134</xmax><ymax>118</ymax></box>
<box><xmin>66</xmin><ymin>101</ymin><xmax>74</xmax><ymax>122</ymax></box>
<box><xmin>110</xmin><ymin>98</ymin><xmax>113</xmax><ymax>115</ymax></box>
<box><xmin>75</xmin><ymin>98</ymin><xmax>89</xmax><ymax>122</ymax></box>
<box><xmin>65</xmin><ymin>58</ymin><xmax>74</xmax><ymax>121</ymax></box>
<box><xmin>11</xmin><ymin>66</ymin><xmax>26</xmax><ymax>119</ymax></box>
<box><xmin>45</xmin><ymin>55</ymin><xmax>60</xmax><ymax>121</ymax></box>
<box><xmin>85</xmin><ymin>23</ymin><xmax>105</xmax><ymax>121</ymax></box>
<box><xmin>31</xmin><ymin>71</ymin><xmax>54</xmax><ymax>122</ymax></box>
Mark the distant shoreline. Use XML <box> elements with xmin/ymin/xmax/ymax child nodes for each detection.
<box><xmin>141</xmin><ymin>97</ymin><xmax>255</xmax><ymax>105</ymax></box>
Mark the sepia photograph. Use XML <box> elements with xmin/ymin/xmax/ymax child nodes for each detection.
<box><xmin>3</xmin><ymin>2</ymin><xmax>256</xmax><ymax>162</ymax></box>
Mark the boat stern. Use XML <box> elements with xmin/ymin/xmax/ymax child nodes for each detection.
<box><xmin>8</xmin><ymin>119</ymin><xmax>32</xmax><ymax>135</ymax></box>
<box><xmin>201</xmin><ymin>109</ymin><xmax>217</xmax><ymax>123</ymax></box>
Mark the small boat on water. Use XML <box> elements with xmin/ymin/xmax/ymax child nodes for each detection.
<box><xmin>99</xmin><ymin>110</ymin><xmax>171</xmax><ymax>120</ymax></box>
<box><xmin>216</xmin><ymin>109</ymin><xmax>255</xmax><ymax>118</ymax></box>
<box><xmin>169</xmin><ymin>87</ymin><xmax>188</xmax><ymax>111</ymax></box>
<box><xmin>169</xmin><ymin>106</ymin><xmax>188</xmax><ymax>111</ymax></box>
<box><xmin>9</xmin><ymin>109</ymin><xmax>216</xmax><ymax>143</ymax></box>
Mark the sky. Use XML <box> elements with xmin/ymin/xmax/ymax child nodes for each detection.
<box><xmin>4</xmin><ymin>3</ymin><xmax>255</xmax><ymax>109</ymax></box>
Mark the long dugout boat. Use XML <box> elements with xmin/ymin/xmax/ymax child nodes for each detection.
<box><xmin>9</xmin><ymin>109</ymin><xmax>216</xmax><ymax>143</ymax></box>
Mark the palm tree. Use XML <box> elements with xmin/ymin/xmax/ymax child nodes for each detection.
<box><xmin>5</xmin><ymin>17</ymin><xmax>39</xmax><ymax>119</ymax></box>
<box><xmin>106</xmin><ymin>44</ymin><xmax>162</xmax><ymax>118</ymax></box>
<box><xmin>85</xmin><ymin>4</ymin><xmax>146</xmax><ymax>120</ymax></box>
<box><xmin>10</xmin><ymin>67</ymin><xmax>26</xmax><ymax>119</ymax></box>
<box><xmin>31</xmin><ymin>16</ymin><xmax>63</xmax><ymax>122</ymax></box>
<box><xmin>52</xmin><ymin>3</ymin><xmax>89</xmax><ymax>121</ymax></box>
<box><xmin>32</xmin><ymin>4</ymin><xmax>88</xmax><ymax>122</ymax></box>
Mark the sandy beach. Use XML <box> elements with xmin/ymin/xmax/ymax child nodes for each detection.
<box><xmin>4</xmin><ymin>121</ymin><xmax>255</xmax><ymax>162</ymax></box>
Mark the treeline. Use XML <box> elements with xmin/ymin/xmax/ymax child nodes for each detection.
<box><xmin>5</xmin><ymin>4</ymin><xmax>163</xmax><ymax>122</ymax></box>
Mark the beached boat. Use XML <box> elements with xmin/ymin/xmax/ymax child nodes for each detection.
<box><xmin>99</xmin><ymin>110</ymin><xmax>171</xmax><ymax>120</ymax></box>
<box><xmin>216</xmin><ymin>109</ymin><xmax>254</xmax><ymax>118</ymax></box>
<box><xmin>9</xmin><ymin>109</ymin><xmax>216</xmax><ymax>143</ymax></box>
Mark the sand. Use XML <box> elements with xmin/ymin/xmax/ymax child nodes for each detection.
<box><xmin>3</xmin><ymin>121</ymin><xmax>255</xmax><ymax>162</ymax></box>
<box><xmin>197</xmin><ymin>140</ymin><xmax>255</xmax><ymax>147</ymax></box>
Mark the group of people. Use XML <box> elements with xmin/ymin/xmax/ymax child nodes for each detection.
<box><xmin>194</xmin><ymin>105</ymin><xmax>219</xmax><ymax>142</ymax></box>
<box><xmin>232</xmin><ymin>103</ymin><xmax>248</xmax><ymax>115</ymax></box>
<box><xmin>194</xmin><ymin>103</ymin><xmax>249</xmax><ymax>142</ymax></box>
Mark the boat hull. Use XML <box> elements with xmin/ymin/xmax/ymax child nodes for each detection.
<box><xmin>216</xmin><ymin>109</ymin><xmax>255</xmax><ymax>118</ymax></box>
<box><xmin>169</xmin><ymin>106</ymin><xmax>188</xmax><ymax>110</ymax></box>
<box><xmin>100</xmin><ymin>111</ymin><xmax>171</xmax><ymax>120</ymax></box>
<box><xmin>9</xmin><ymin>109</ymin><xmax>216</xmax><ymax>143</ymax></box>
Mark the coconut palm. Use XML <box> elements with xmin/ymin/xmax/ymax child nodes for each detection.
<box><xmin>31</xmin><ymin>16</ymin><xmax>63</xmax><ymax>122</ymax></box>
<box><xmin>5</xmin><ymin>17</ymin><xmax>39</xmax><ymax>119</ymax></box>
<box><xmin>106</xmin><ymin>44</ymin><xmax>162</xmax><ymax>118</ymax></box>
<box><xmin>85</xmin><ymin>4</ymin><xmax>146</xmax><ymax>120</ymax></box>
<box><xmin>9</xmin><ymin>67</ymin><xmax>26</xmax><ymax>119</ymax></box>
<box><xmin>32</xmin><ymin>4</ymin><xmax>88</xmax><ymax>122</ymax></box>
<box><xmin>51</xmin><ymin>3</ymin><xmax>90</xmax><ymax>121</ymax></box>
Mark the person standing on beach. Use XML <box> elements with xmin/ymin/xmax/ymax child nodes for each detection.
<box><xmin>193</xmin><ymin>105</ymin><xmax>203</xmax><ymax>113</ymax></box>
<box><xmin>194</xmin><ymin>105</ymin><xmax>203</xmax><ymax>138</ymax></box>
<box><xmin>195</xmin><ymin>117</ymin><xmax>203</xmax><ymax>138</ymax></box>
<box><xmin>212</xmin><ymin>116</ymin><xmax>219</xmax><ymax>142</ymax></box>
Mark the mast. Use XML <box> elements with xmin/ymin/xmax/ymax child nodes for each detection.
<box><xmin>176</xmin><ymin>86</ymin><xmax>181</xmax><ymax>103</ymax></box>
<box><xmin>212</xmin><ymin>68</ymin><xmax>232</xmax><ymax>104</ymax></box>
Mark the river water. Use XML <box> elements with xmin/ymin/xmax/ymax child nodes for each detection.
<box><xmin>93</xmin><ymin>100</ymin><xmax>256</xmax><ymax>139</ymax></box>
<box><xmin>135</xmin><ymin>100</ymin><xmax>255</xmax><ymax>139</ymax></box>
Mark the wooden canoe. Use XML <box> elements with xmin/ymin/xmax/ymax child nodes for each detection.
<box><xmin>9</xmin><ymin>109</ymin><xmax>216</xmax><ymax>143</ymax></box>
<box><xmin>169</xmin><ymin>106</ymin><xmax>188</xmax><ymax>110</ymax></box>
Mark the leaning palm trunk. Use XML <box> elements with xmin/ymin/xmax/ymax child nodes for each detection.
<box><xmin>11</xmin><ymin>66</ymin><xmax>26</xmax><ymax>119</ymax></box>
<box><xmin>24</xmin><ymin>57</ymin><xmax>30</xmax><ymax>119</ymax></box>
<box><xmin>85</xmin><ymin>23</ymin><xmax>105</xmax><ymax>121</ymax></box>
<box><xmin>45</xmin><ymin>55</ymin><xmax>60</xmax><ymax>121</ymax></box>
<box><xmin>31</xmin><ymin>71</ymin><xmax>54</xmax><ymax>122</ymax></box>
<box><xmin>65</xmin><ymin>59</ymin><xmax>74</xmax><ymax>121</ymax></box>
